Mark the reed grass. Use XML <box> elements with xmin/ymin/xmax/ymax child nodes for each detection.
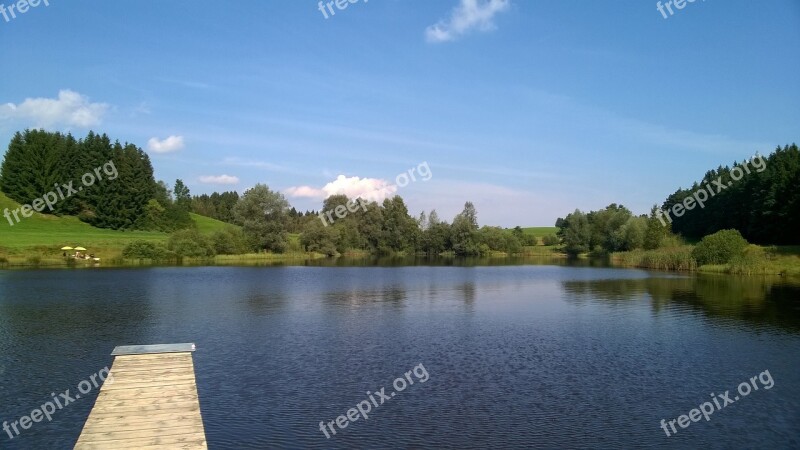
<box><xmin>611</xmin><ymin>246</ymin><xmax>697</xmax><ymax>271</ymax></box>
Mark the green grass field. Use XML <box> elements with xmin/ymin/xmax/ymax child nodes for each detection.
<box><xmin>518</xmin><ymin>227</ymin><xmax>559</xmax><ymax>246</ymax></box>
<box><xmin>521</xmin><ymin>227</ymin><xmax>558</xmax><ymax>236</ymax></box>
<box><xmin>0</xmin><ymin>192</ymin><xmax>231</xmax><ymax>259</ymax></box>
<box><xmin>191</xmin><ymin>212</ymin><xmax>235</xmax><ymax>234</ymax></box>
<box><xmin>0</xmin><ymin>192</ymin><xmax>168</xmax><ymax>249</ymax></box>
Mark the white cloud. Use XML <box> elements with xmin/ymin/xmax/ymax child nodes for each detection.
<box><xmin>285</xmin><ymin>185</ymin><xmax>326</xmax><ymax>198</ymax></box>
<box><xmin>147</xmin><ymin>135</ymin><xmax>185</xmax><ymax>153</ymax></box>
<box><xmin>0</xmin><ymin>90</ymin><xmax>109</xmax><ymax>128</ymax></box>
<box><xmin>198</xmin><ymin>174</ymin><xmax>240</xmax><ymax>185</ymax></box>
<box><xmin>426</xmin><ymin>0</ymin><xmax>510</xmax><ymax>43</ymax></box>
<box><xmin>286</xmin><ymin>175</ymin><xmax>398</xmax><ymax>202</ymax></box>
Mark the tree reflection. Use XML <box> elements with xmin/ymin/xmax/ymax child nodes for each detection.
<box><xmin>562</xmin><ymin>275</ymin><xmax>800</xmax><ymax>332</ymax></box>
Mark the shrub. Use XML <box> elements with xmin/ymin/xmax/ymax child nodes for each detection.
<box><xmin>122</xmin><ymin>240</ymin><xmax>171</xmax><ymax>260</ymax></box>
<box><xmin>505</xmin><ymin>234</ymin><xmax>522</xmax><ymax>254</ymax></box>
<box><xmin>300</xmin><ymin>221</ymin><xmax>339</xmax><ymax>256</ymax></box>
<box><xmin>691</xmin><ymin>229</ymin><xmax>749</xmax><ymax>265</ymax></box>
<box><xmin>478</xmin><ymin>226</ymin><xmax>508</xmax><ymax>252</ymax></box>
<box><xmin>0</xmin><ymin>256</ymin><xmax>8</xmax><ymax>265</ymax></box>
<box><xmin>167</xmin><ymin>229</ymin><xmax>216</xmax><ymax>258</ymax></box>
<box><xmin>210</xmin><ymin>228</ymin><xmax>251</xmax><ymax>255</ymax></box>
<box><xmin>542</xmin><ymin>234</ymin><xmax>560</xmax><ymax>246</ymax></box>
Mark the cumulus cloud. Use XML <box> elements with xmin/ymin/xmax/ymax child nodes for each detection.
<box><xmin>147</xmin><ymin>135</ymin><xmax>185</xmax><ymax>153</ymax></box>
<box><xmin>198</xmin><ymin>174</ymin><xmax>240</xmax><ymax>185</ymax></box>
<box><xmin>425</xmin><ymin>0</ymin><xmax>510</xmax><ymax>43</ymax></box>
<box><xmin>285</xmin><ymin>185</ymin><xmax>326</xmax><ymax>198</ymax></box>
<box><xmin>0</xmin><ymin>90</ymin><xmax>109</xmax><ymax>128</ymax></box>
<box><xmin>286</xmin><ymin>175</ymin><xmax>398</xmax><ymax>202</ymax></box>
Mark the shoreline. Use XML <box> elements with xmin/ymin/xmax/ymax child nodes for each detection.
<box><xmin>2</xmin><ymin>249</ymin><xmax>799</xmax><ymax>281</ymax></box>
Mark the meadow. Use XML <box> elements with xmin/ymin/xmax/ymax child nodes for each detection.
<box><xmin>0</xmin><ymin>192</ymin><xmax>230</xmax><ymax>265</ymax></box>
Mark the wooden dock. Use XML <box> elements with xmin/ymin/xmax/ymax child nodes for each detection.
<box><xmin>74</xmin><ymin>343</ymin><xmax>207</xmax><ymax>449</ymax></box>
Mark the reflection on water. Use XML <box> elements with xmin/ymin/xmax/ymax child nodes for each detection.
<box><xmin>563</xmin><ymin>274</ymin><xmax>800</xmax><ymax>332</ymax></box>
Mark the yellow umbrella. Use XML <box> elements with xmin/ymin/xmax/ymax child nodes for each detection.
<box><xmin>74</xmin><ymin>247</ymin><xmax>87</xmax><ymax>251</ymax></box>
<box><xmin>61</xmin><ymin>246</ymin><xmax>73</xmax><ymax>250</ymax></box>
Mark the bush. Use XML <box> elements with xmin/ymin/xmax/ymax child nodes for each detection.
<box><xmin>691</xmin><ymin>229</ymin><xmax>749</xmax><ymax>265</ymax></box>
<box><xmin>210</xmin><ymin>228</ymin><xmax>251</xmax><ymax>255</ymax></box>
<box><xmin>505</xmin><ymin>234</ymin><xmax>522</xmax><ymax>254</ymax></box>
<box><xmin>167</xmin><ymin>229</ymin><xmax>216</xmax><ymax>258</ymax></box>
<box><xmin>122</xmin><ymin>240</ymin><xmax>171</xmax><ymax>260</ymax></box>
<box><xmin>300</xmin><ymin>221</ymin><xmax>339</xmax><ymax>256</ymax></box>
<box><xmin>542</xmin><ymin>234</ymin><xmax>560</xmax><ymax>246</ymax></box>
<box><xmin>0</xmin><ymin>256</ymin><xmax>8</xmax><ymax>265</ymax></box>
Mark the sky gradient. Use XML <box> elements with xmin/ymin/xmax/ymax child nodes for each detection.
<box><xmin>1</xmin><ymin>0</ymin><xmax>798</xmax><ymax>226</ymax></box>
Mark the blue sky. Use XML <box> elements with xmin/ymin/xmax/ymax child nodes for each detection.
<box><xmin>1</xmin><ymin>0</ymin><xmax>798</xmax><ymax>226</ymax></box>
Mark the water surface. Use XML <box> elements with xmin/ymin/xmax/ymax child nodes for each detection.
<box><xmin>0</xmin><ymin>264</ymin><xmax>798</xmax><ymax>449</ymax></box>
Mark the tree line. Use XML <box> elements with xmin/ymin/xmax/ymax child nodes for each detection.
<box><xmin>555</xmin><ymin>144</ymin><xmax>800</xmax><ymax>255</ymax></box>
<box><xmin>1</xmin><ymin>130</ymin><xmax>546</xmax><ymax>256</ymax></box>
<box><xmin>128</xmin><ymin>185</ymin><xmax>542</xmax><ymax>258</ymax></box>
<box><xmin>0</xmin><ymin>130</ymin><xmax>193</xmax><ymax>231</ymax></box>
<box><xmin>225</xmin><ymin>186</ymin><xmax>536</xmax><ymax>256</ymax></box>
<box><xmin>663</xmin><ymin>144</ymin><xmax>799</xmax><ymax>245</ymax></box>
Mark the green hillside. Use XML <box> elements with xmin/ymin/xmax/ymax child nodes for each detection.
<box><xmin>190</xmin><ymin>212</ymin><xmax>234</xmax><ymax>234</ymax></box>
<box><xmin>522</xmin><ymin>227</ymin><xmax>558</xmax><ymax>236</ymax></box>
<box><xmin>0</xmin><ymin>192</ymin><xmax>167</xmax><ymax>249</ymax></box>
<box><xmin>0</xmin><ymin>192</ymin><xmax>231</xmax><ymax>253</ymax></box>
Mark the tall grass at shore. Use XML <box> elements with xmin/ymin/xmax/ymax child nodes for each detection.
<box><xmin>613</xmin><ymin>244</ymin><xmax>800</xmax><ymax>277</ymax></box>
<box><xmin>611</xmin><ymin>246</ymin><xmax>697</xmax><ymax>271</ymax></box>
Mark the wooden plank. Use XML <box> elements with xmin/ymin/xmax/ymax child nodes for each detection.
<box><xmin>80</xmin><ymin>416</ymin><xmax>204</xmax><ymax>434</ymax></box>
<box><xmin>101</xmin><ymin>377</ymin><xmax>197</xmax><ymax>390</ymax></box>
<box><xmin>76</xmin><ymin>425</ymin><xmax>202</xmax><ymax>442</ymax></box>
<box><xmin>74</xmin><ymin>347</ymin><xmax>206</xmax><ymax>450</ymax></box>
<box><xmin>88</xmin><ymin>397</ymin><xmax>200</xmax><ymax>412</ymax></box>
<box><xmin>108</xmin><ymin>366</ymin><xmax>198</xmax><ymax>377</ymax></box>
<box><xmin>71</xmin><ymin>435</ymin><xmax>206</xmax><ymax>449</ymax></box>
<box><xmin>79</xmin><ymin>405</ymin><xmax>201</xmax><ymax>419</ymax></box>
<box><xmin>111</xmin><ymin>356</ymin><xmax>194</xmax><ymax>367</ymax></box>
<box><xmin>95</xmin><ymin>385</ymin><xmax>198</xmax><ymax>401</ymax></box>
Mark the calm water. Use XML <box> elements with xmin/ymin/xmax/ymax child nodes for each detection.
<box><xmin>0</xmin><ymin>264</ymin><xmax>799</xmax><ymax>449</ymax></box>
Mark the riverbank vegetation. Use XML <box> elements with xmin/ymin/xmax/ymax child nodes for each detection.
<box><xmin>557</xmin><ymin>145</ymin><xmax>800</xmax><ymax>276</ymax></box>
<box><xmin>3</xmin><ymin>131</ymin><xmax>797</xmax><ymax>275</ymax></box>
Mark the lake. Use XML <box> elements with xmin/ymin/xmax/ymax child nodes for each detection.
<box><xmin>1</xmin><ymin>262</ymin><xmax>799</xmax><ymax>449</ymax></box>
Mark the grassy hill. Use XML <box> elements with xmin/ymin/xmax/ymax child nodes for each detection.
<box><xmin>190</xmin><ymin>212</ymin><xmax>234</xmax><ymax>234</ymax></box>
<box><xmin>0</xmin><ymin>192</ymin><xmax>232</xmax><ymax>260</ymax></box>
<box><xmin>521</xmin><ymin>227</ymin><xmax>558</xmax><ymax>237</ymax></box>
<box><xmin>0</xmin><ymin>192</ymin><xmax>167</xmax><ymax>249</ymax></box>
